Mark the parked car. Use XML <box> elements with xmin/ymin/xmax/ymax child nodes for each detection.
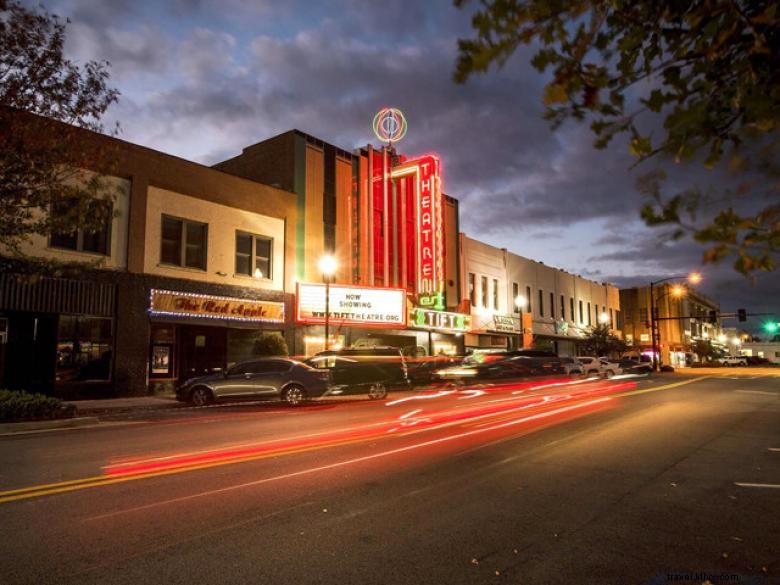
<box><xmin>406</xmin><ymin>356</ymin><xmax>462</xmax><ymax>387</ymax></box>
<box><xmin>577</xmin><ymin>357</ymin><xmax>602</xmax><ymax>377</ymax></box>
<box><xmin>598</xmin><ymin>358</ymin><xmax>623</xmax><ymax>378</ymax></box>
<box><xmin>718</xmin><ymin>355</ymin><xmax>748</xmax><ymax>367</ymax></box>
<box><xmin>618</xmin><ymin>358</ymin><xmax>653</xmax><ymax>374</ymax></box>
<box><xmin>437</xmin><ymin>354</ymin><xmax>566</xmax><ymax>384</ymax></box>
<box><xmin>306</xmin><ymin>346</ymin><xmax>409</xmax><ymax>399</ymax></box>
<box><xmin>745</xmin><ymin>356</ymin><xmax>769</xmax><ymax>366</ymax></box>
<box><xmin>559</xmin><ymin>356</ymin><xmax>584</xmax><ymax>377</ymax></box>
<box><xmin>176</xmin><ymin>357</ymin><xmax>330</xmax><ymax>406</ymax></box>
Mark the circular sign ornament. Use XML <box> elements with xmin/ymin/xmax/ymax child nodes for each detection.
<box><xmin>372</xmin><ymin>107</ymin><xmax>408</xmax><ymax>144</ymax></box>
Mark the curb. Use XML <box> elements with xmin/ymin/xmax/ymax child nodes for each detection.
<box><xmin>0</xmin><ymin>416</ymin><xmax>100</xmax><ymax>435</ymax></box>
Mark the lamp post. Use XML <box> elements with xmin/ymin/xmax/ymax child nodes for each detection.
<box><xmin>649</xmin><ymin>273</ymin><xmax>699</xmax><ymax>371</ymax></box>
<box><xmin>514</xmin><ymin>294</ymin><xmax>526</xmax><ymax>349</ymax></box>
<box><xmin>318</xmin><ymin>255</ymin><xmax>337</xmax><ymax>351</ymax></box>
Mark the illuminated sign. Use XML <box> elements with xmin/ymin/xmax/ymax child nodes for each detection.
<box><xmin>391</xmin><ymin>155</ymin><xmax>444</xmax><ymax>302</ymax></box>
<box><xmin>492</xmin><ymin>314</ymin><xmax>519</xmax><ymax>333</ymax></box>
<box><xmin>149</xmin><ymin>289</ymin><xmax>285</xmax><ymax>323</ymax></box>
<box><xmin>410</xmin><ymin>307</ymin><xmax>470</xmax><ymax>332</ymax></box>
<box><xmin>373</xmin><ymin>108</ymin><xmax>407</xmax><ymax>144</ymax></box>
<box><xmin>296</xmin><ymin>283</ymin><xmax>406</xmax><ymax>327</ymax></box>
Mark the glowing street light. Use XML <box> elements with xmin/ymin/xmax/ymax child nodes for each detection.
<box><xmin>649</xmin><ymin>271</ymin><xmax>703</xmax><ymax>370</ymax></box>
<box><xmin>598</xmin><ymin>311</ymin><xmax>610</xmax><ymax>325</ymax></box>
<box><xmin>319</xmin><ymin>254</ymin><xmax>337</xmax><ymax>351</ymax></box>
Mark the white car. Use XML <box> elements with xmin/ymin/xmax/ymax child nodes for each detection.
<box><xmin>718</xmin><ymin>355</ymin><xmax>747</xmax><ymax>367</ymax></box>
<box><xmin>598</xmin><ymin>358</ymin><xmax>623</xmax><ymax>378</ymax></box>
<box><xmin>577</xmin><ymin>357</ymin><xmax>601</xmax><ymax>377</ymax></box>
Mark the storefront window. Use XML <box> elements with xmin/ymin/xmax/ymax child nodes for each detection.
<box><xmin>56</xmin><ymin>315</ymin><xmax>112</xmax><ymax>382</ymax></box>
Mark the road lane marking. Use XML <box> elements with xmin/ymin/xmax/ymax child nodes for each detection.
<box><xmin>768</xmin><ymin>448</ymin><xmax>780</xmax><ymax>452</ymax></box>
<box><xmin>0</xmin><ymin>377</ymin><xmax>706</xmax><ymax>505</ymax></box>
<box><xmin>734</xmin><ymin>482</ymin><xmax>780</xmax><ymax>489</ymax></box>
<box><xmin>612</xmin><ymin>377</ymin><xmax>708</xmax><ymax>398</ymax></box>
<box><xmin>735</xmin><ymin>390</ymin><xmax>778</xmax><ymax>396</ymax></box>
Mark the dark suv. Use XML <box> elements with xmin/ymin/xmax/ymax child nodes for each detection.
<box><xmin>306</xmin><ymin>346</ymin><xmax>410</xmax><ymax>399</ymax></box>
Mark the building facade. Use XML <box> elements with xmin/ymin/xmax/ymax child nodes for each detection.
<box><xmin>217</xmin><ymin>133</ymin><xmax>467</xmax><ymax>357</ymax></box>
<box><xmin>460</xmin><ymin>235</ymin><xmax>622</xmax><ymax>355</ymax></box>
<box><xmin>619</xmin><ymin>285</ymin><xmax>722</xmax><ymax>366</ymax></box>
<box><xmin>0</xmin><ymin>113</ymin><xmax>298</xmax><ymax>398</ymax></box>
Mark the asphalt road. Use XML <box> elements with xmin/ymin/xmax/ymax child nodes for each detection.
<box><xmin>0</xmin><ymin>373</ymin><xmax>778</xmax><ymax>585</ymax></box>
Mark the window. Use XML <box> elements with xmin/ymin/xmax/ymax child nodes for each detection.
<box><xmin>570</xmin><ymin>298</ymin><xmax>575</xmax><ymax>322</ymax></box>
<box><xmin>50</xmin><ymin>200</ymin><xmax>112</xmax><ymax>256</ymax></box>
<box><xmin>587</xmin><ymin>302</ymin><xmax>592</xmax><ymax>325</ymax></box>
<box><xmin>609</xmin><ymin>308</ymin><xmax>614</xmax><ymax>327</ymax></box>
<box><xmin>526</xmin><ymin>286</ymin><xmax>532</xmax><ymax>313</ymax></box>
<box><xmin>550</xmin><ymin>292</ymin><xmax>555</xmax><ymax>319</ymax></box>
<box><xmin>538</xmin><ymin>289</ymin><xmax>544</xmax><ymax>317</ymax></box>
<box><xmin>56</xmin><ymin>316</ymin><xmax>112</xmax><ymax>381</ymax></box>
<box><xmin>468</xmin><ymin>273</ymin><xmax>476</xmax><ymax>306</ymax></box>
<box><xmin>236</xmin><ymin>232</ymin><xmax>272</xmax><ymax>279</ymax></box>
<box><xmin>616</xmin><ymin>310</ymin><xmax>622</xmax><ymax>330</ymax></box>
<box><xmin>161</xmin><ymin>215</ymin><xmax>207</xmax><ymax>270</ymax></box>
<box><xmin>639</xmin><ymin>308</ymin><xmax>648</xmax><ymax>325</ymax></box>
<box><xmin>493</xmin><ymin>279</ymin><xmax>499</xmax><ymax>310</ymax></box>
<box><xmin>560</xmin><ymin>295</ymin><xmax>565</xmax><ymax>320</ymax></box>
<box><xmin>579</xmin><ymin>300</ymin><xmax>584</xmax><ymax>323</ymax></box>
<box><xmin>481</xmin><ymin>276</ymin><xmax>488</xmax><ymax>308</ymax></box>
<box><xmin>513</xmin><ymin>283</ymin><xmax>520</xmax><ymax>314</ymax></box>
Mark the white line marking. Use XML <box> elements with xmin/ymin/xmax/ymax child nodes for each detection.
<box><xmin>734</xmin><ymin>482</ymin><xmax>780</xmax><ymax>489</ymax></box>
<box><xmin>768</xmin><ymin>448</ymin><xmax>780</xmax><ymax>452</ymax></box>
<box><xmin>735</xmin><ymin>390</ymin><xmax>778</xmax><ymax>396</ymax></box>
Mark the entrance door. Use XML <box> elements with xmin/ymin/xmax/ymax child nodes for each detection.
<box><xmin>178</xmin><ymin>326</ymin><xmax>227</xmax><ymax>383</ymax></box>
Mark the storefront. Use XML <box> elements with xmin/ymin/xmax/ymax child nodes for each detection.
<box><xmin>0</xmin><ymin>273</ymin><xmax>116</xmax><ymax>398</ymax></box>
<box><xmin>147</xmin><ymin>288</ymin><xmax>286</xmax><ymax>389</ymax></box>
<box><xmin>465</xmin><ymin>312</ymin><xmax>521</xmax><ymax>351</ymax></box>
<box><xmin>408</xmin><ymin>306</ymin><xmax>469</xmax><ymax>355</ymax></box>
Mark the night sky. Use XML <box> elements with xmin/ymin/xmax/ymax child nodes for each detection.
<box><xmin>32</xmin><ymin>0</ymin><xmax>779</xmax><ymax>332</ymax></box>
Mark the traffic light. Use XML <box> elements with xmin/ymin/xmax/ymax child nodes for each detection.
<box><xmin>708</xmin><ymin>310</ymin><xmax>718</xmax><ymax>324</ymax></box>
<box><xmin>737</xmin><ymin>308</ymin><xmax>747</xmax><ymax>322</ymax></box>
<box><xmin>765</xmin><ymin>321</ymin><xmax>779</xmax><ymax>334</ymax></box>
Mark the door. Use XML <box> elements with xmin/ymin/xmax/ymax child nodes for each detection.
<box><xmin>178</xmin><ymin>326</ymin><xmax>227</xmax><ymax>383</ymax></box>
<box><xmin>244</xmin><ymin>360</ymin><xmax>291</xmax><ymax>396</ymax></box>
<box><xmin>3</xmin><ymin>312</ymin><xmax>57</xmax><ymax>394</ymax></box>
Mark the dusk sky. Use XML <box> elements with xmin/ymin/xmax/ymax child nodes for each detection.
<box><xmin>35</xmin><ymin>0</ymin><xmax>778</xmax><ymax>331</ymax></box>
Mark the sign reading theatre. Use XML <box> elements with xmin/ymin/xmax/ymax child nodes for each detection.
<box><xmin>149</xmin><ymin>289</ymin><xmax>285</xmax><ymax>323</ymax></box>
<box><xmin>296</xmin><ymin>283</ymin><xmax>406</xmax><ymax>327</ymax></box>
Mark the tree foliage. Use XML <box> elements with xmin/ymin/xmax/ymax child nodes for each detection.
<box><xmin>253</xmin><ymin>334</ymin><xmax>289</xmax><ymax>357</ymax></box>
<box><xmin>454</xmin><ymin>0</ymin><xmax>780</xmax><ymax>275</ymax></box>
<box><xmin>581</xmin><ymin>323</ymin><xmax>627</xmax><ymax>356</ymax></box>
<box><xmin>0</xmin><ymin>0</ymin><xmax>119</xmax><ymax>264</ymax></box>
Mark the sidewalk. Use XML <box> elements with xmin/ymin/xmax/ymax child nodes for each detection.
<box><xmin>66</xmin><ymin>394</ymin><xmax>181</xmax><ymax>415</ymax></box>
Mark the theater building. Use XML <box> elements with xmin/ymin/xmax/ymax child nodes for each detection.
<box><xmin>216</xmin><ymin>131</ymin><xmax>468</xmax><ymax>356</ymax></box>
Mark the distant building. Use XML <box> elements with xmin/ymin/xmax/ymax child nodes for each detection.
<box><xmin>619</xmin><ymin>284</ymin><xmax>722</xmax><ymax>366</ymax></box>
<box><xmin>741</xmin><ymin>341</ymin><xmax>780</xmax><ymax>363</ymax></box>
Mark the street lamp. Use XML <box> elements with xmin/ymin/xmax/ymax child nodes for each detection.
<box><xmin>514</xmin><ymin>294</ymin><xmax>526</xmax><ymax>349</ymax></box>
<box><xmin>598</xmin><ymin>311</ymin><xmax>610</xmax><ymax>325</ymax></box>
<box><xmin>649</xmin><ymin>272</ymin><xmax>700</xmax><ymax>371</ymax></box>
<box><xmin>318</xmin><ymin>254</ymin><xmax>337</xmax><ymax>351</ymax></box>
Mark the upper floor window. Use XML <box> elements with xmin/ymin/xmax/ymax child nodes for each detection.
<box><xmin>468</xmin><ymin>273</ymin><xmax>476</xmax><ymax>306</ymax></box>
<box><xmin>579</xmin><ymin>300</ymin><xmax>584</xmax><ymax>323</ymax></box>
<box><xmin>560</xmin><ymin>295</ymin><xmax>565</xmax><ymax>320</ymax></box>
<box><xmin>161</xmin><ymin>215</ymin><xmax>207</xmax><ymax>270</ymax></box>
<box><xmin>513</xmin><ymin>282</ymin><xmax>520</xmax><ymax>314</ymax></box>
<box><xmin>526</xmin><ymin>286</ymin><xmax>532</xmax><ymax>313</ymax></box>
<box><xmin>50</xmin><ymin>200</ymin><xmax>112</xmax><ymax>256</ymax></box>
<box><xmin>570</xmin><ymin>297</ymin><xmax>575</xmax><ymax>322</ymax></box>
<box><xmin>481</xmin><ymin>276</ymin><xmax>488</xmax><ymax>308</ymax></box>
<box><xmin>587</xmin><ymin>302</ymin><xmax>592</xmax><ymax>325</ymax></box>
<box><xmin>236</xmin><ymin>232</ymin><xmax>272</xmax><ymax>279</ymax></box>
<box><xmin>538</xmin><ymin>289</ymin><xmax>544</xmax><ymax>317</ymax></box>
<box><xmin>493</xmin><ymin>279</ymin><xmax>499</xmax><ymax>310</ymax></box>
<box><xmin>550</xmin><ymin>292</ymin><xmax>555</xmax><ymax>319</ymax></box>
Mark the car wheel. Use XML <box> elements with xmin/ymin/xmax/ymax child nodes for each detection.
<box><xmin>368</xmin><ymin>383</ymin><xmax>387</xmax><ymax>400</ymax></box>
<box><xmin>283</xmin><ymin>384</ymin><xmax>306</xmax><ymax>406</ymax></box>
<box><xmin>190</xmin><ymin>386</ymin><xmax>213</xmax><ymax>407</ymax></box>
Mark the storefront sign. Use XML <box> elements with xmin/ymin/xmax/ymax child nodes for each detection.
<box><xmin>149</xmin><ymin>289</ymin><xmax>285</xmax><ymax>323</ymax></box>
<box><xmin>296</xmin><ymin>283</ymin><xmax>405</xmax><ymax>327</ymax></box>
<box><xmin>410</xmin><ymin>307</ymin><xmax>470</xmax><ymax>332</ymax></box>
<box><xmin>492</xmin><ymin>314</ymin><xmax>519</xmax><ymax>333</ymax></box>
